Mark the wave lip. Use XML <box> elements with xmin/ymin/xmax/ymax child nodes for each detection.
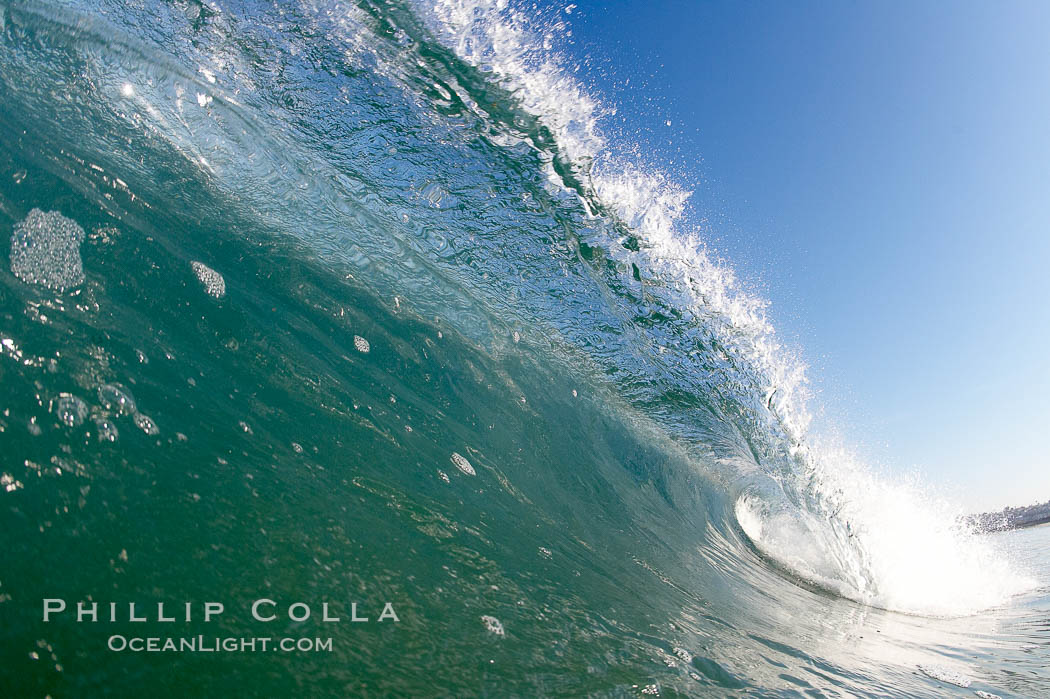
<box><xmin>736</xmin><ymin>472</ymin><xmax>1039</xmax><ymax>617</ymax></box>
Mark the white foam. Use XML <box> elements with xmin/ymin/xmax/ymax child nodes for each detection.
<box><xmin>451</xmin><ymin>452</ymin><xmax>476</xmax><ymax>476</ymax></box>
<box><xmin>480</xmin><ymin>614</ymin><xmax>504</xmax><ymax>635</ymax></box>
<box><xmin>917</xmin><ymin>664</ymin><xmax>972</xmax><ymax>688</ymax></box>
<box><xmin>737</xmin><ymin>452</ymin><xmax>1037</xmax><ymax>616</ymax></box>
<box><xmin>191</xmin><ymin>261</ymin><xmax>226</xmax><ymax>298</ymax></box>
<box><xmin>10</xmin><ymin>209</ymin><xmax>86</xmax><ymax>291</ymax></box>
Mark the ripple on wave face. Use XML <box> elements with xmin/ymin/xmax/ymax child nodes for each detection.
<box><xmin>10</xmin><ymin>209</ymin><xmax>85</xmax><ymax>291</ymax></box>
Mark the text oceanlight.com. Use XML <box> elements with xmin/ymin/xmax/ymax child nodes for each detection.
<box><xmin>107</xmin><ymin>635</ymin><xmax>333</xmax><ymax>653</ymax></box>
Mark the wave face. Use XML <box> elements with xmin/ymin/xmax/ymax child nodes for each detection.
<box><xmin>0</xmin><ymin>0</ymin><xmax>1043</xmax><ymax>696</ymax></box>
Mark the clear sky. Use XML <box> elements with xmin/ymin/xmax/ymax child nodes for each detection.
<box><xmin>563</xmin><ymin>0</ymin><xmax>1050</xmax><ymax>511</ymax></box>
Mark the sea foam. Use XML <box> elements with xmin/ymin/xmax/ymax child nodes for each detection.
<box><xmin>10</xmin><ymin>209</ymin><xmax>86</xmax><ymax>291</ymax></box>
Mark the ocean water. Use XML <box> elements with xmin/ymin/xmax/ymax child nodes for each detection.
<box><xmin>0</xmin><ymin>1</ymin><xmax>1047</xmax><ymax>696</ymax></box>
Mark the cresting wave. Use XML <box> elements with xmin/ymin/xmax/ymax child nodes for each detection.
<box><xmin>0</xmin><ymin>0</ymin><xmax>1035</xmax><ymax>618</ymax></box>
<box><xmin>411</xmin><ymin>0</ymin><xmax>1036</xmax><ymax>616</ymax></box>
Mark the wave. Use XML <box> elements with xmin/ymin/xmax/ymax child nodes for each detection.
<box><xmin>411</xmin><ymin>0</ymin><xmax>1038</xmax><ymax>615</ymax></box>
<box><xmin>0</xmin><ymin>0</ymin><xmax>1035</xmax><ymax>617</ymax></box>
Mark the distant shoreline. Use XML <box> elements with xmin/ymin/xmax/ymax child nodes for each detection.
<box><xmin>968</xmin><ymin>501</ymin><xmax>1050</xmax><ymax>533</ymax></box>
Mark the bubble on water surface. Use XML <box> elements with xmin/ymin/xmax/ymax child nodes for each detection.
<box><xmin>480</xmin><ymin>615</ymin><xmax>504</xmax><ymax>635</ymax></box>
<box><xmin>190</xmin><ymin>261</ymin><xmax>226</xmax><ymax>298</ymax></box>
<box><xmin>2</xmin><ymin>473</ymin><xmax>24</xmax><ymax>492</ymax></box>
<box><xmin>53</xmin><ymin>394</ymin><xmax>88</xmax><ymax>427</ymax></box>
<box><xmin>133</xmin><ymin>413</ymin><xmax>159</xmax><ymax>435</ymax></box>
<box><xmin>353</xmin><ymin>335</ymin><xmax>370</xmax><ymax>353</ymax></box>
<box><xmin>95</xmin><ymin>417</ymin><xmax>119</xmax><ymax>442</ymax></box>
<box><xmin>917</xmin><ymin>664</ymin><xmax>971</xmax><ymax>688</ymax></box>
<box><xmin>98</xmin><ymin>383</ymin><xmax>136</xmax><ymax>416</ymax></box>
<box><xmin>450</xmin><ymin>452</ymin><xmax>475</xmax><ymax>476</ymax></box>
<box><xmin>9</xmin><ymin>209</ymin><xmax>86</xmax><ymax>291</ymax></box>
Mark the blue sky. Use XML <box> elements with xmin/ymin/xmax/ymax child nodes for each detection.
<box><xmin>564</xmin><ymin>1</ymin><xmax>1050</xmax><ymax>510</ymax></box>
